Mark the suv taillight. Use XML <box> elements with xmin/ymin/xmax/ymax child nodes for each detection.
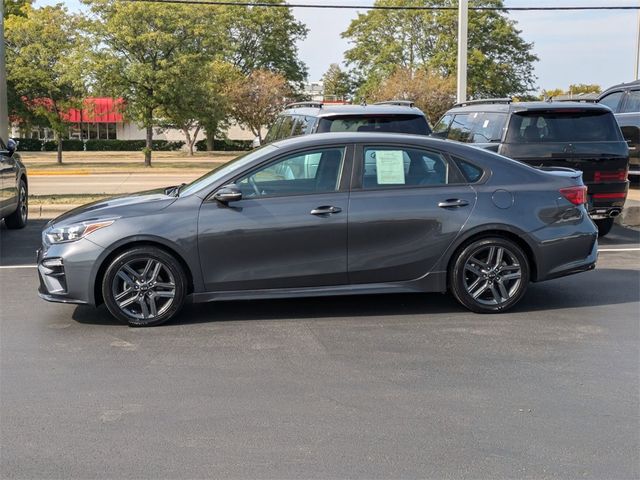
<box><xmin>560</xmin><ymin>186</ymin><xmax>588</xmax><ymax>205</ymax></box>
<box><xmin>594</xmin><ymin>169</ymin><xmax>627</xmax><ymax>182</ymax></box>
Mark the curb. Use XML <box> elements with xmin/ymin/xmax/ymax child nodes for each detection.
<box><xmin>617</xmin><ymin>205</ymin><xmax>640</xmax><ymax>228</ymax></box>
<box><xmin>28</xmin><ymin>204</ymin><xmax>80</xmax><ymax>220</ymax></box>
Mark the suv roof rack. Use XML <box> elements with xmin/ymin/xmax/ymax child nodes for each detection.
<box><xmin>551</xmin><ymin>96</ymin><xmax>598</xmax><ymax>103</ymax></box>
<box><xmin>373</xmin><ymin>100</ymin><xmax>415</xmax><ymax>108</ymax></box>
<box><xmin>284</xmin><ymin>101</ymin><xmax>323</xmax><ymax>109</ymax></box>
<box><xmin>453</xmin><ymin>98</ymin><xmax>512</xmax><ymax>108</ymax></box>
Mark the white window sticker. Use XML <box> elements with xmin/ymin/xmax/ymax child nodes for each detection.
<box><xmin>375</xmin><ymin>150</ymin><xmax>406</xmax><ymax>184</ymax></box>
<box><xmin>483</xmin><ymin>119</ymin><xmax>489</xmax><ymax>128</ymax></box>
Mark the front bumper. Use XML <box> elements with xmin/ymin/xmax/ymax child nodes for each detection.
<box><xmin>37</xmin><ymin>237</ymin><xmax>105</xmax><ymax>306</ymax></box>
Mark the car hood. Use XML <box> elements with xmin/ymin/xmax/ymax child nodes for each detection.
<box><xmin>48</xmin><ymin>189</ymin><xmax>178</xmax><ymax>227</ymax></box>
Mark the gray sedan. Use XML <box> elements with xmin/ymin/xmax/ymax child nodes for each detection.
<box><xmin>38</xmin><ymin>133</ymin><xmax>598</xmax><ymax>326</ymax></box>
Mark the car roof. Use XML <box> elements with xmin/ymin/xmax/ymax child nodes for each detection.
<box><xmin>270</xmin><ymin>131</ymin><xmax>453</xmax><ymax>151</ymax></box>
<box><xmin>281</xmin><ymin>103</ymin><xmax>427</xmax><ymax>118</ymax></box>
<box><xmin>599</xmin><ymin>79</ymin><xmax>640</xmax><ymax>97</ymax></box>
<box><xmin>445</xmin><ymin>100</ymin><xmax>612</xmax><ymax>114</ymax></box>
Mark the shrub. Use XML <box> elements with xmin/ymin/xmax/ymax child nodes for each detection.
<box><xmin>14</xmin><ymin>138</ymin><xmax>44</xmax><ymax>151</ymax></box>
<box><xmin>195</xmin><ymin>138</ymin><xmax>252</xmax><ymax>151</ymax></box>
<box><xmin>43</xmin><ymin>139</ymin><xmax>85</xmax><ymax>151</ymax></box>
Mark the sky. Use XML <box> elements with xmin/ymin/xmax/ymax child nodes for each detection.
<box><xmin>37</xmin><ymin>0</ymin><xmax>639</xmax><ymax>93</ymax></box>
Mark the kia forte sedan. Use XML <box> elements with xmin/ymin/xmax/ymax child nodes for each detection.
<box><xmin>38</xmin><ymin>133</ymin><xmax>598</xmax><ymax>326</ymax></box>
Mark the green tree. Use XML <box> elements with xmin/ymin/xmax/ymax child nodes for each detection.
<box><xmin>223</xmin><ymin>0</ymin><xmax>308</xmax><ymax>84</ymax></box>
<box><xmin>85</xmin><ymin>0</ymin><xmax>222</xmax><ymax>166</ymax></box>
<box><xmin>160</xmin><ymin>60</ymin><xmax>241</xmax><ymax>155</ymax></box>
<box><xmin>228</xmin><ymin>69</ymin><xmax>292</xmax><ymax>142</ymax></box>
<box><xmin>342</xmin><ymin>0</ymin><xmax>538</xmax><ymax>100</ymax></box>
<box><xmin>568</xmin><ymin>83</ymin><xmax>601</xmax><ymax>95</ymax></box>
<box><xmin>321</xmin><ymin>63</ymin><xmax>352</xmax><ymax>100</ymax></box>
<box><xmin>5</xmin><ymin>4</ymin><xmax>85</xmax><ymax>163</ymax></box>
<box><xmin>369</xmin><ymin>67</ymin><xmax>455</xmax><ymax>124</ymax></box>
<box><xmin>2</xmin><ymin>0</ymin><xmax>32</xmax><ymax>18</ymax></box>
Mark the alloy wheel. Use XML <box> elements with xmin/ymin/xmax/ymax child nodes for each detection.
<box><xmin>462</xmin><ymin>245</ymin><xmax>522</xmax><ymax>306</ymax></box>
<box><xmin>111</xmin><ymin>258</ymin><xmax>176</xmax><ymax>320</ymax></box>
<box><xmin>19</xmin><ymin>184</ymin><xmax>27</xmax><ymax>223</ymax></box>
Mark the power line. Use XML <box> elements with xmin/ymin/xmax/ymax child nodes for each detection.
<box><xmin>122</xmin><ymin>0</ymin><xmax>640</xmax><ymax>11</ymax></box>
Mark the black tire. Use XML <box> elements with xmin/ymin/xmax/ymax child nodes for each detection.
<box><xmin>102</xmin><ymin>246</ymin><xmax>187</xmax><ymax>326</ymax></box>
<box><xmin>449</xmin><ymin>237</ymin><xmax>530</xmax><ymax>314</ymax></box>
<box><xmin>594</xmin><ymin>217</ymin><xmax>614</xmax><ymax>237</ymax></box>
<box><xmin>4</xmin><ymin>178</ymin><xmax>27</xmax><ymax>229</ymax></box>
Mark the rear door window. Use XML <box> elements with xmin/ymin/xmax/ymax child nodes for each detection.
<box><xmin>317</xmin><ymin>115</ymin><xmax>430</xmax><ymax>135</ymax></box>
<box><xmin>446</xmin><ymin>112</ymin><xmax>506</xmax><ymax>143</ymax></box>
<box><xmin>276</xmin><ymin>115</ymin><xmax>295</xmax><ymax>140</ymax></box>
<box><xmin>505</xmin><ymin>110</ymin><xmax>622</xmax><ymax>143</ymax></box>
<box><xmin>264</xmin><ymin>116</ymin><xmax>284</xmax><ymax>143</ymax></box>
<box><xmin>599</xmin><ymin>91</ymin><xmax>624</xmax><ymax>112</ymax></box>
<box><xmin>621</xmin><ymin>90</ymin><xmax>640</xmax><ymax>113</ymax></box>
<box><xmin>432</xmin><ymin>114</ymin><xmax>453</xmax><ymax>138</ymax></box>
<box><xmin>362</xmin><ymin>146</ymin><xmax>451</xmax><ymax>189</ymax></box>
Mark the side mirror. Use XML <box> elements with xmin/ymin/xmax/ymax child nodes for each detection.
<box><xmin>251</xmin><ymin>136</ymin><xmax>261</xmax><ymax>149</ymax></box>
<box><xmin>213</xmin><ymin>184</ymin><xmax>242</xmax><ymax>203</ymax></box>
<box><xmin>7</xmin><ymin>139</ymin><xmax>18</xmax><ymax>156</ymax></box>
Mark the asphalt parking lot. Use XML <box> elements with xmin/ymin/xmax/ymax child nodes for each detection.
<box><xmin>1</xmin><ymin>220</ymin><xmax>639</xmax><ymax>479</ymax></box>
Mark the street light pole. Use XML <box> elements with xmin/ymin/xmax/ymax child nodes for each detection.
<box><xmin>635</xmin><ymin>3</ymin><xmax>640</xmax><ymax>80</ymax></box>
<box><xmin>0</xmin><ymin>2</ymin><xmax>9</xmax><ymax>140</ymax></box>
<box><xmin>457</xmin><ymin>0</ymin><xmax>468</xmax><ymax>103</ymax></box>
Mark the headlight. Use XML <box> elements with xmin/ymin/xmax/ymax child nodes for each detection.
<box><xmin>44</xmin><ymin>219</ymin><xmax>116</xmax><ymax>244</ymax></box>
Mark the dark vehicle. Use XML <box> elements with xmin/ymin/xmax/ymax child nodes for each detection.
<box><xmin>38</xmin><ymin>133</ymin><xmax>598</xmax><ymax>327</ymax></box>
<box><xmin>433</xmin><ymin>99</ymin><xmax>629</xmax><ymax>236</ymax></box>
<box><xmin>260</xmin><ymin>101</ymin><xmax>431</xmax><ymax>145</ymax></box>
<box><xmin>598</xmin><ymin>80</ymin><xmax>640</xmax><ymax>180</ymax></box>
<box><xmin>0</xmin><ymin>136</ymin><xmax>28</xmax><ymax>229</ymax></box>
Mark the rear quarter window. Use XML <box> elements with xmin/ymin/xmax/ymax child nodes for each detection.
<box><xmin>454</xmin><ymin>157</ymin><xmax>484</xmax><ymax>183</ymax></box>
<box><xmin>505</xmin><ymin>110</ymin><xmax>623</xmax><ymax>143</ymax></box>
<box><xmin>447</xmin><ymin>112</ymin><xmax>507</xmax><ymax>143</ymax></box>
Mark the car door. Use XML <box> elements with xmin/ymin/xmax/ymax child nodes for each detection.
<box><xmin>197</xmin><ymin>145</ymin><xmax>352</xmax><ymax>292</ymax></box>
<box><xmin>347</xmin><ymin>144</ymin><xmax>476</xmax><ymax>284</ymax></box>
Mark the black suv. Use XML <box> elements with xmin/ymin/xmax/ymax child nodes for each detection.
<box><xmin>598</xmin><ymin>80</ymin><xmax>640</xmax><ymax>179</ymax></box>
<box><xmin>432</xmin><ymin>99</ymin><xmax>629</xmax><ymax>236</ymax></box>
<box><xmin>261</xmin><ymin>101</ymin><xmax>431</xmax><ymax>145</ymax></box>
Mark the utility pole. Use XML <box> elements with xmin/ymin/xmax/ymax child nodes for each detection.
<box><xmin>457</xmin><ymin>0</ymin><xmax>468</xmax><ymax>103</ymax></box>
<box><xmin>0</xmin><ymin>2</ymin><xmax>9</xmax><ymax>140</ymax></box>
<box><xmin>635</xmin><ymin>3</ymin><xmax>640</xmax><ymax>80</ymax></box>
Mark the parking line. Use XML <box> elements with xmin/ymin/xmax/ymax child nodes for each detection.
<box><xmin>0</xmin><ymin>264</ymin><xmax>37</xmax><ymax>269</ymax></box>
<box><xmin>598</xmin><ymin>248</ymin><xmax>640</xmax><ymax>252</ymax></box>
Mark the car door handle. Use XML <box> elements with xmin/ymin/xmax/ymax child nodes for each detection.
<box><xmin>310</xmin><ymin>206</ymin><xmax>342</xmax><ymax>215</ymax></box>
<box><xmin>438</xmin><ymin>199</ymin><xmax>469</xmax><ymax>208</ymax></box>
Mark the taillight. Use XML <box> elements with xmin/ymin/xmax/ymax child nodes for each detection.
<box><xmin>594</xmin><ymin>169</ymin><xmax>627</xmax><ymax>182</ymax></box>
<box><xmin>560</xmin><ymin>186</ymin><xmax>588</xmax><ymax>205</ymax></box>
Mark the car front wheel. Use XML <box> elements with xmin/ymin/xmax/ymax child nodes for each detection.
<box><xmin>102</xmin><ymin>247</ymin><xmax>186</xmax><ymax>326</ymax></box>
<box><xmin>449</xmin><ymin>237</ymin><xmax>530</xmax><ymax>313</ymax></box>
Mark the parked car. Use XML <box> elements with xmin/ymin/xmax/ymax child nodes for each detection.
<box><xmin>598</xmin><ymin>80</ymin><xmax>640</xmax><ymax>180</ymax></box>
<box><xmin>432</xmin><ymin>99</ymin><xmax>629</xmax><ymax>236</ymax></box>
<box><xmin>259</xmin><ymin>101</ymin><xmax>431</xmax><ymax>146</ymax></box>
<box><xmin>0</xmin><ymin>136</ymin><xmax>28</xmax><ymax>229</ymax></box>
<box><xmin>38</xmin><ymin>132</ymin><xmax>597</xmax><ymax>326</ymax></box>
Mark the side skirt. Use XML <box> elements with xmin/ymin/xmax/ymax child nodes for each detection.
<box><xmin>189</xmin><ymin>271</ymin><xmax>447</xmax><ymax>304</ymax></box>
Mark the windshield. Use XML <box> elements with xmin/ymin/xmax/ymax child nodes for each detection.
<box><xmin>316</xmin><ymin>115</ymin><xmax>430</xmax><ymax>135</ymax></box>
<box><xmin>179</xmin><ymin>145</ymin><xmax>278</xmax><ymax>196</ymax></box>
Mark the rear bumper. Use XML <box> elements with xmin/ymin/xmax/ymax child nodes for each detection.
<box><xmin>530</xmin><ymin>209</ymin><xmax>598</xmax><ymax>282</ymax></box>
<box><xmin>586</xmin><ymin>179</ymin><xmax>628</xmax><ymax>219</ymax></box>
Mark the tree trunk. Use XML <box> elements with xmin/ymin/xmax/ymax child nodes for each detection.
<box><xmin>182</xmin><ymin>128</ymin><xmax>193</xmax><ymax>156</ymax></box>
<box><xmin>145</xmin><ymin>124</ymin><xmax>153</xmax><ymax>167</ymax></box>
<box><xmin>205</xmin><ymin>122</ymin><xmax>217</xmax><ymax>151</ymax></box>
<box><xmin>189</xmin><ymin>125</ymin><xmax>201</xmax><ymax>156</ymax></box>
<box><xmin>56</xmin><ymin>132</ymin><xmax>63</xmax><ymax>164</ymax></box>
<box><xmin>206</xmin><ymin>136</ymin><xmax>214</xmax><ymax>152</ymax></box>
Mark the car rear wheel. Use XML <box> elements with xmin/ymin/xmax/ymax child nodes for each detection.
<box><xmin>102</xmin><ymin>247</ymin><xmax>186</xmax><ymax>327</ymax></box>
<box><xmin>449</xmin><ymin>237</ymin><xmax>530</xmax><ymax>313</ymax></box>
<box><xmin>4</xmin><ymin>179</ymin><xmax>27</xmax><ymax>229</ymax></box>
<box><xmin>594</xmin><ymin>218</ymin><xmax>614</xmax><ymax>237</ymax></box>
